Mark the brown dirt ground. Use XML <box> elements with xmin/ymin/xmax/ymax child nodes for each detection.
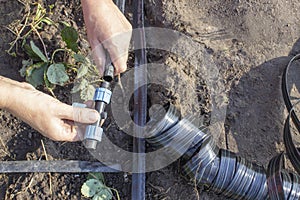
<box><xmin>0</xmin><ymin>0</ymin><xmax>300</xmax><ymax>199</ymax></box>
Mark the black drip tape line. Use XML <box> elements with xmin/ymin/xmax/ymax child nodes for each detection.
<box><xmin>146</xmin><ymin>54</ymin><xmax>300</xmax><ymax>199</ymax></box>
<box><xmin>282</xmin><ymin>54</ymin><xmax>300</xmax><ymax>175</ymax></box>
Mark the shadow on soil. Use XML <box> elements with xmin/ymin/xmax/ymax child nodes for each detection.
<box><xmin>225</xmin><ymin>38</ymin><xmax>300</xmax><ymax>166</ymax></box>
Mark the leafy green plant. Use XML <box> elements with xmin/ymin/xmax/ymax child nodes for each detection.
<box><xmin>81</xmin><ymin>173</ymin><xmax>119</xmax><ymax>200</ymax></box>
<box><xmin>61</xmin><ymin>26</ymin><xmax>79</xmax><ymax>53</ymax></box>
<box><xmin>8</xmin><ymin>3</ymin><xmax>101</xmax><ymax>100</ymax></box>
<box><xmin>69</xmin><ymin>53</ymin><xmax>100</xmax><ymax>101</ymax></box>
<box><xmin>20</xmin><ymin>26</ymin><xmax>100</xmax><ymax>99</ymax></box>
<box><xmin>20</xmin><ymin>31</ymin><xmax>72</xmax><ymax>95</ymax></box>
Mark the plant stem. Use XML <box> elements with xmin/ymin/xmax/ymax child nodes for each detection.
<box><xmin>88</xmin><ymin>79</ymin><xmax>103</xmax><ymax>85</ymax></box>
<box><xmin>110</xmin><ymin>187</ymin><xmax>121</xmax><ymax>200</ymax></box>
<box><xmin>31</xmin><ymin>24</ymin><xmax>48</xmax><ymax>58</ymax></box>
<box><xmin>47</xmin><ymin>88</ymin><xmax>56</xmax><ymax>98</ymax></box>
<box><xmin>6</xmin><ymin>11</ymin><xmax>30</xmax><ymax>54</ymax></box>
<box><xmin>50</xmin><ymin>49</ymin><xmax>70</xmax><ymax>64</ymax></box>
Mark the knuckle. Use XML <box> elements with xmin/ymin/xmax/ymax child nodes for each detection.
<box><xmin>21</xmin><ymin>82</ymin><xmax>35</xmax><ymax>90</ymax></box>
<box><xmin>74</xmin><ymin>108</ymin><xmax>84</xmax><ymax>122</ymax></box>
<box><xmin>119</xmin><ymin>65</ymin><xmax>127</xmax><ymax>73</ymax></box>
<box><xmin>126</xmin><ymin>22</ymin><xmax>133</xmax><ymax>31</ymax></box>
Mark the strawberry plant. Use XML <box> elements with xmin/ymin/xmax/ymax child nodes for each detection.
<box><xmin>20</xmin><ymin>24</ymin><xmax>100</xmax><ymax>100</ymax></box>
<box><xmin>81</xmin><ymin>173</ymin><xmax>120</xmax><ymax>200</ymax></box>
<box><xmin>8</xmin><ymin>3</ymin><xmax>101</xmax><ymax>100</ymax></box>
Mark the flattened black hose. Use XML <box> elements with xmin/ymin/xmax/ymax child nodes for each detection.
<box><xmin>132</xmin><ymin>0</ymin><xmax>147</xmax><ymax>199</ymax></box>
<box><xmin>146</xmin><ymin>54</ymin><xmax>300</xmax><ymax>199</ymax></box>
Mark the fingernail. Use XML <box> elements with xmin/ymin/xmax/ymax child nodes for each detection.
<box><xmin>88</xmin><ymin>111</ymin><xmax>99</xmax><ymax>122</ymax></box>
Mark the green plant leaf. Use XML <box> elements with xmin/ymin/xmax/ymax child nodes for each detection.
<box><xmin>93</xmin><ymin>188</ymin><xmax>113</xmax><ymax>200</ymax></box>
<box><xmin>35</xmin><ymin>4</ymin><xmax>43</xmax><ymax>21</ymax></box>
<box><xmin>48</xmin><ymin>4</ymin><xmax>54</xmax><ymax>10</ymax></box>
<box><xmin>61</xmin><ymin>26</ymin><xmax>79</xmax><ymax>52</ymax></box>
<box><xmin>43</xmin><ymin>68</ymin><xmax>55</xmax><ymax>90</ymax></box>
<box><xmin>71</xmin><ymin>79</ymin><xmax>88</xmax><ymax>93</ymax></box>
<box><xmin>81</xmin><ymin>179</ymin><xmax>104</xmax><ymax>198</ymax></box>
<box><xmin>80</xmin><ymin>84</ymin><xmax>95</xmax><ymax>101</ymax></box>
<box><xmin>26</xmin><ymin>63</ymin><xmax>47</xmax><ymax>87</ymax></box>
<box><xmin>47</xmin><ymin>63</ymin><xmax>69</xmax><ymax>86</ymax></box>
<box><xmin>24</xmin><ymin>44</ymin><xmax>41</xmax><ymax>61</ymax></box>
<box><xmin>44</xmin><ymin>71</ymin><xmax>53</xmax><ymax>89</ymax></box>
<box><xmin>20</xmin><ymin>66</ymin><xmax>27</xmax><ymax>77</ymax></box>
<box><xmin>21</xmin><ymin>38</ymin><xmax>26</xmax><ymax>48</ymax></box>
<box><xmin>26</xmin><ymin>62</ymin><xmax>45</xmax><ymax>77</ymax></box>
<box><xmin>87</xmin><ymin>173</ymin><xmax>105</xmax><ymax>182</ymax></box>
<box><xmin>20</xmin><ymin>59</ymin><xmax>33</xmax><ymax>77</ymax></box>
<box><xmin>73</xmin><ymin>53</ymin><xmax>86</xmax><ymax>63</ymax></box>
<box><xmin>30</xmin><ymin>41</ymin><xmax>48</xmax><ymax>62</ymax></box>
<box><xmin>77</xmin><ymin>64</ymin><xmax>89</xmax><ymax>79</ymax></box>
<box><xmin>6</xmin><ymin>51</ymin><xmax>17</xmax><ymax>57</ymax></box>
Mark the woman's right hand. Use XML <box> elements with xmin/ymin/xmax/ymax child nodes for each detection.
<box><xmin>81</xmin><ymin>0</ymin><xmax>132</xmax><ymax>76</ymax></box>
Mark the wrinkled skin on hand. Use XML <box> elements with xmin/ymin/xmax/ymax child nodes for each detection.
<box><xmin>81</xmin><ymin>0</ymin><xmax>132</xmax><ymax>76</ymax></box>
<box><xmin>0</xmin><ymin>76</ymin><xmax>99</xmax><ymax>142</ymax></box>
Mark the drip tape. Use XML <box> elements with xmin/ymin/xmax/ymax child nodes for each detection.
<box><xmin>146</xmin><ymin>104</ymin><xmax>180</xmax><ymax>140</ymax></box>
<box><xmin>146</xmin><ymin>54</ymin><xmax>300</xmax><ymax>199</ymax></box>
<box><xmin>210</xmin><ymin>149</ymin><xmax>237</xmax><ymax>194</ymax></box>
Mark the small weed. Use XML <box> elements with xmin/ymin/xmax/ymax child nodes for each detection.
<box><xmin>6</xmin><ymin>3</ymin><xmax>53</xmax><ymax>57</ymax></box>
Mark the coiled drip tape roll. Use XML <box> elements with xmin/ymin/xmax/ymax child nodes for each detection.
<box><xmin>144</xmin><ymin>54</ymin><xmax>300</xmax><ymax>199</ymax></box>
<box><xmin>146</xmin><ymin>104</ymin><xmax>180</xmax><ymax>140</ymax></box>
<box><xmin>147</xmin><ymin>104</ymin><xmax>300</xmax><ymax>199</ymax></box>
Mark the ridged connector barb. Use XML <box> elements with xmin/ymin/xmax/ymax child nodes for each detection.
<box><xmin>93</xmin><ymin>87</ymin><xmax>112</xmax><ymax>104</ymax></box>
<box><xmin>84</xmin><ymin>125</ymin><xmax>103</xmax><ymax>149</ymax></box>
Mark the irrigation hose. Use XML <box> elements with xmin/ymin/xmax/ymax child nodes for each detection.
<box><xmin>146</xmin><ymin>54</ymin><xmax>300</xmax><ymax>199</ymax></box>
<box><xmin>132</xmin><ymin>0</ymin><xmax>147</xmax><ymax>199</ymax></box>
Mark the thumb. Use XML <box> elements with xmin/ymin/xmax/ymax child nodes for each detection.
<box><xmin>57</xmin><ymin>103</ymin><xmax>100</xmax><ymax>124</ymax></box>
<box><xmin>112</xmin><ymin>53</ymin><xmax>128</xmax><ymax>75</ymax></box>
<box><xmin>102</xmin><ymin>31</ymin><xmax>131</xmax><ymax>75</ymax></box>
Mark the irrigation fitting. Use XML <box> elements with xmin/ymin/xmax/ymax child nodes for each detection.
<box><xmin>73</xmin><ymin>64</ymin><xmax>114</xmax><ymax>150</ymax></box>
<box><xmin>84</xmin><ymin>64</ymin><xmax>114</xmax><ymax>149</ymax></box>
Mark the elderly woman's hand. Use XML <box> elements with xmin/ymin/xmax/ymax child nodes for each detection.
<box><xmin>81</xmin><ymin>0</ymin><xmax>132</xmax><ymax>76</ymax></box>
<box><xmin>0</xmin><ymin>76</ymin><xmax>99</xmax><ymax>142</ymax></box>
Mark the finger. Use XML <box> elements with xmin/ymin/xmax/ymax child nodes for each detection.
<box><xmin>0</xmin><ymin>76</ymin><xmax>20</xmax><ymax>85</ymax></box>
<box><xmin>21</xmin><ymin>82</ymin><xmax>36</xmax><ymax>90</ymax></box>
<box><xmin>57</xmin><ymin>103</ymin><xmax>100</xmax><ymax>124</ymax></box>
<box><xmin>64</xmin><ymin>120</ymin><xmax>86</xmax><ymax>142</ymax></box>
<box><xmin>0</xmin><ymin>76</ymin><xmax>36</xmax><ymax>89</ymax></box>
<box><xmin>68</xmin><ymin>121</ymin><xmax>88</xmax><ymax>141</ymax></box>
<box><xmin>74</xmin><ymin>124</ymin><xmax>86</xmax><ymax>141</ymax></box>
<box><xmin>50</xmin><ymin>119</ymin><xmax>85</xmax><ymax>142</ymax></box>
<box><xmin>113</xmin><ymin>53</ymin><xmax>128</xmax><ymax>74</ymax></box>
<box><xmin>102</xmin><ymin>31</ymin><xmax>131</xmax><ymax>75</ymax></box>
<box><xmin>60</xmin><ymin>122</ymin><xmax>81</xmax><ymax>142</ymax></box>
<box><xmin>84</xmin><ymin>100</ymin><xmax>95</xmax><ymax>108</ymax></box>
<box><xmin>90</xmin><ymin>40</ymin><xmax>106</xmax><ymax>76</ymax></box>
